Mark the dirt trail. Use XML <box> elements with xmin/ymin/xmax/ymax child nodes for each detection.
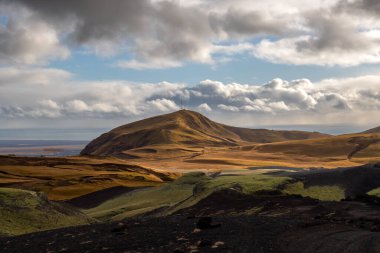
<box><xmin>347</xmin><ymin>137</ymin><xmax>380</xmax><ymax>160</ymax></box>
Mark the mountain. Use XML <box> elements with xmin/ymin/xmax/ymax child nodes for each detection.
<box><xmin>363</xmin><ymin>126</ymin><xmax>380</xmax><ymax>134</ymax></box>
<box><xmin>81</xmin><ymin>110</ymin><xmax>328</xmax><ymax>157</ymax></box>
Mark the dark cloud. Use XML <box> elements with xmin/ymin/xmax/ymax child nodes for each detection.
<box><xmin>209</xmin><ymin>8</ymin><xmax>284</xmax><ymax>37</ymax></box>
<box><xmin>0</xmin><ymin>0</ymin><xmax>214</xmax><ymax>63</ymax></box>
<box><xmin>0</xmin><ymin>0</ymin><xmax>303</xmax><ymax>66</ymax></box>
<box><xmin>0</xmin><ymin>3</ymin><xmax>69</xmax><ymax>64</ymax></box>
<box><xmin>297</xmin><ymin>12</ymin><xmax>371</xmax><ymax>52</ymax></box>
<box><xmin>1</xmin><ymin>0</ymin><xmax>380</xmax><ymax>67</ymax></box>
<box><xmin>336</xmin><ymin>0</ymin><xmax>380</xmax><ymax>16</ymax></box>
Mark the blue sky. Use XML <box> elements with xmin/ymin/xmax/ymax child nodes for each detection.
<box><xmin>0</xmin><ymin>0</ymin><xmax>380</xmax><ymax>136</ymax></box>
<box><xmin>50</xmin><ymin>50</ymin><xmax>380</xmax><ymax>85</ymax></box>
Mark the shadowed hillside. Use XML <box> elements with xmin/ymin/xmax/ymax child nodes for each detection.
<box><xmin>363</xmin><ymin>126</ymin><xmax>380</xmax><ymax>134</ymax></box>
<box><xmin>81</xmin><ymin>110</ymin><xmax>328</xmax><ymax>157</ymax></box>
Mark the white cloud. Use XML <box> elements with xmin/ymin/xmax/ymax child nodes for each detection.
<box><xmin>218</xmin><ymin>104</ymin><xmax>240</xmax><ymax>112</ymax></box>
<box><xmin>1</xmin><ymin>67</ymin><xmax>380</xmax><ymax>127</ymax></box>
<box><xmin>197</xmin><ymin>103</ymin><xmax>212</xmax><ymax>112</ymax></box>
<box><xmin>65</xmin><ymin>100</ymin><xmax>90</xmax><ymax>113</ymax></box>
<box><xmin>147</xmin><ymin>98</ymin><xmax>179</xmax><ymax>112</ymax></box>
<box><xmin>92</xmin><ymin>103</ymin><xmax>120</xmax><ymax>114</ymax></box>
<box><xmin>11</xmin><ymin>99</ymin><xmax>63</xmax><ymax>118</ymax></box>
<box><xmin>0</xmin><ymin>67</ymin><xmax>71</xmax><ymax>86</ymax></box>
<box><xmin>38</xmin><ymin>99</ymin><xmax>59</xmax><ymax>110</ymax></box>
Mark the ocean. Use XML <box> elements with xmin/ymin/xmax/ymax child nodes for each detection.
<box><xmin>0</xmin><ymin>129</ymin><xmax>108</xmax><ymax>157</ymax></box>
<box><xmin>0</xmin><ymin>128</ymin><xmax>108</xmax><ymax>141</ymax></box>
<box><xmin>0</xmin><ymin>140</ymin><xmax>89</xmax><ymax>157</ymax></box>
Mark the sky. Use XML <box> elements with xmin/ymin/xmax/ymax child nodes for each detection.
<box><xmin>0</xmin><ymin>0</ymin><xmax>380</xmax><ymax>136</ymax></box>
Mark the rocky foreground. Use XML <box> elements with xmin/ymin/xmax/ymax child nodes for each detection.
<box><xmin>2</xmin><ymin>191</ymin><xmax>380</xmax><ymax>253</ymax></box>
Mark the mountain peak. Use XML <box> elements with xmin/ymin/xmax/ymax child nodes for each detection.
<box><xmin>164</xmin><ymin>109</ymin><xmax>204</xmax><ymax>119</ymax></box>
<box><xmin>160</xmin><ymin>109</ymin><xmax>207</xmax><ymax>121</ymax></box>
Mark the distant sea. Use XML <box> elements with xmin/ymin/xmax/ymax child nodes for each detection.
<box><xmin>0</xmin><ymin>140</ymin><xmax>89</xmax><ymax>157</ymax></box>
<box><xmin>0</xmin><ymin>128</ymin><xmax>108</xmax><ymax>141</ymax></box>
<box><xmin>0</xmin><ymin>128</ymin><xmax>108</xmax><ymax>157</ymax></box>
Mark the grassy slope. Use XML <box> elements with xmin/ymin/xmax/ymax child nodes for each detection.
<box><xmin>85</xmin><ymin>173</ymin><xmax>205</xmax><ymax>220</ymax></box>
<box><xmin>353</xmin><ymin>141</ymin><xmax>380</xmax><ymax>162</ymax></box>
<box><xmin>87</xmin><ymin>164</ymin><xmax>380</xmax><ymax>220</ymax></box>
<box><xmin>166</xmin><ymin>173</ymin><xmax>291</xmax><ymax>215</ymax></box>
<box><xmin>255</xmin><ymin>133</ymin><xmax>380</xmax><ymax>163</ymax></box>
<box><xmin>283</xmin><ymin>182</ymin><xmax>345</xmax><ymax>201</ymax></box>
<box><xmin>86</xmin><ymin>172</ymin><xmax>291</xmax><ymax>220</ymax></box>
<box><xmin>0</xmin><ymin>155</ymin><xmax>176</xmax><ymax>201</ymax></box>
<box><xmin>0</xmin><ymin>188</ymin><xmax>93</xmax><ymax>236</ymax></box>
<box><xmin>124</xmin><ymin>133</ymin><xmax>380</xmax><ymax>172</ymax></box>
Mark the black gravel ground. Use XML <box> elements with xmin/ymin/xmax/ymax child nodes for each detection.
<box><xmin>2</xmin><ymin>191</ymin><xmax>380</xmax><ymax>253</ymax></box>
<box><xmin>0</xmin><ymin>216</ymin><xmax>301</xmax><ymax>253</ymax></box>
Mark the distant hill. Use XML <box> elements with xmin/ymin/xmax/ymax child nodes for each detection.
<box><xmin>255</xmin><ymin>133</ymin><xmax>380</xmax><ymax>161</ymax></box>
<box><xmin>363</xmin><ymin>126</ymin><xmax>380</xmax><ymax>134</ymax></box>
<box><xmin>81</xmin><ymin>110</ymin><xmax>329</xmax><ymax>157</ymax></box>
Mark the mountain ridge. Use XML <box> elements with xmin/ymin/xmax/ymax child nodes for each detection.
<box><xmin>363</xmin><ymin>126</ymin><xmax>380</xmax><ymax>134</ymax></box>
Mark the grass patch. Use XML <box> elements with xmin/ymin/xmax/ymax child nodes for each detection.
<box><xmin>367</xmin><ymin>187</ymin><xmax>380</xmax><ymax>198</ymax></box>
<box><xmin>283</xmin><ymin>182</ymin><xmax>345</xmax><ymax>201</ymax></box>
<box><xmin>85</xmin><ymin>173</ymin><xmax>206</xmax><ymax>220</ymax></box>
<box><xmin>202</xmin><ymin>174</ymin><xmax>289</xmax><ymax>194</ymax></box>
<box><xmin>0</xmin><ymin>188</ymin><xmax>93</xmax><ymax>236</ymax></box>
<box><xmin>167</xmin><ymin>174</ymin><xmax>290</xmax><ymax>214</ymax></box>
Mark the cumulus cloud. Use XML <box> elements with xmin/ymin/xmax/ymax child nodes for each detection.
<box><xmin>65</xmin><ymin>100</ymin><xmax>90</xmax><ymax>113</ymax></box>
<box><xmin>217</xmin><ymin>104</ymin><xmax>240</xmax><ymax>112</ymax></box>
<box><xmin>1</xmin><ymin>99</ymin><xmax>62</xmax><ymax>118</ymax></box>
<box><xmin>0</xmin><ymin>67</ymin><xmax>71</xmax><ymax>86</ymax></box>
<box><xmin>1</xmin><ymin>67</ymin><xmax>380</xmax><ymax>127</ymax></box>
<box><xmin>209</xmin><ymin>8</ymin><xmax>285</xmax><ymax>38</ymax></box>
<box><xmin>147</xmin><ymin>98</ymin><xmax>179</xmax><ymax>112</ymax></box>
<box><xmin>197</xmin><ymin>103</ymin><xmax>212</xmax><ymax>112</ymax></box>
<box><xmin>1</xmin><ymin>0</ymin><xmax>379</xmax><ymax>67</ymax></box>
<box><xmin>253</xmin><ymin>11</ymin><xmax>380</xmax><ymax>66</ymax></box>
<box><xmin>0</xmin><ymin>3</ymin><xmax>69</xmax><ymax>65</ymax></box>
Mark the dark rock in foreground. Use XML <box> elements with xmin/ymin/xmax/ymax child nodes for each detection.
<box><xmin>2</xmin><ymin>193</ymin><xmax>380</xmax><ymax>253</ymax></box>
